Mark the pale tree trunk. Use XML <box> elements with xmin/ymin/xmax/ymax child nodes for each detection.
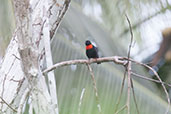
<box><xmin>0</xmin><ymin>0</ymin><xmax>71</xmax><ymax>114</ymax></box>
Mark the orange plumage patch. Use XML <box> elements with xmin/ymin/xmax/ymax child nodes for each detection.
<box><xmin>86</xmin><ymin>44</ymin><xmax>93</xmax><ymax>50</ymax></box>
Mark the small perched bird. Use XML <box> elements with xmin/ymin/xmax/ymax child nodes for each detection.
<box><xmin>85</xmin><ymin>40</ymin><xmax>100</xmax><ymax>64</ymax></box>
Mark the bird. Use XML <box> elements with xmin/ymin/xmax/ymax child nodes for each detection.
<box><xmin>85</xmin><ymin>40</ymin><xmax>100</xmax><ymax>64</ymax></box>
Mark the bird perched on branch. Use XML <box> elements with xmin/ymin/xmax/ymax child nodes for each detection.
<box><xmin>85</xmin><ymin>40</ymin><xmax>100</xmax><ymax>64</ymax></box>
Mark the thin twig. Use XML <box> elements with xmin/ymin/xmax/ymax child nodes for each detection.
<box><xmin>130</xmin><ymin>78</ymin><xmax>140</xmax><ymax>114</ymax></box>
<box><xmin>78</xmin><ymin>88</ymin><xmax>85</xmax><ymax>114</ymax></box>
<box><xmin>42</xmin><ymin>55</ymin><xmax>170</xmax><ymax>114</ymax></box>
<box><xmin>125</xmin><ymin>14</ymin><xmax>132</xmax><ymax>114</ymax></box>
<box><xmin>124</xmin><ymin>58</ymin><xmax>170</xmax><ymax>114</ymax></box>
<box><xmin>125</xmin><ymin>14</ymin><xmax>133</xmax><ymax>60</ymax></box>
<box><xmin>131</xmin><ymin>72</ymin><xmax>171</xmax><ymax>87</ymax></box>
<box><xmin>125</xmin><ymin>14</ymin><xmax>139</xmax><ymax>114</ymax></box>
<box><xmin>126</xmin><ymin>61</ymin><xmax>131</xmax><ymax>114</ymax></box>
<box><xmin>114</xmin><ymin>14</ymin><xmax>134</xmax><ymax>113</ymax></box>
<box><xmin>114</xmin><ymin>70</ymin><xmax>127</xmax><ymax>113</ymax></box>
<box><xmin>0</xmin><ymin>97</ymin><xmax>17</xmax><ymax>113</ymax></box>
<box><xmin>115</xmin><ymin>105</ymin><xmax>127</xmax><ymax>114</ymax></box>
<box><xmin>50</xmin><ymin>0</ymin><xmax>71</xmax><ymax>38</ymax></box>
<box><xmin>87</xmin><ymin>64</ymin><xmax>102</xmax><ymax>113</ymax></box>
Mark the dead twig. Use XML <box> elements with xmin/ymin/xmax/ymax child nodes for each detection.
<box><xmin>125</xmin><ymin>14</ymin><xmax>133</xmax><ymax>60</ymax></box>
<box><xmin>87</xmin><ymin>64</ymin><xmax>102</xmax><ymax>113</ymax></box>
<box><xmin>43</xmin><ymin>56</ymin><xmax>126</xmax><ymax>74</ymax></box>
<box><xmin>114</xmin><ymin>70</ymin><xmax>127</xmax><ymax>113</ymax></box>
<box><xmin>114</xmin><ymin>59</ymin><xmax>134</xmax><ymax>114</ymax></box>
<box><xmin>130</xmin><ymin>78</ymin><xmax>140</xmax><ymax>114</ymax></box>
<box><xmin>126</xmin><ymin>14</ymin><xmax>139</xmax><ymax>114</ymax></box>
<box><xmin>126</xmin><ymin>61</ymin><xmax>131</xmax><ymax>114</ymax></box>
<box><xmin>123</xmin><ymin>57</ymin><xmax>170</xmax><ymax>114</ymax></box>
<box><xmin>0</xmin><ymin>97</ymin><xmax>17</xmax><ymax>113</ymax></box>
<box><xmin>42</xmin><ymin>55</ymin><xmax>170</xmax><ymax>114</ymax></box>
<box><xmin>115</xmin><ymin>105</ymin><xmax>127</xmax><ymax>114</ymax></box>
<box><xmin>131</xmin><ymin>72</ymin><xmax>171</xmax><ymax>87</ymax></box>
<box><xmin>115</xmin><ymin>14</ymin><xmax>140</xmax><ymax>114</ymax></box>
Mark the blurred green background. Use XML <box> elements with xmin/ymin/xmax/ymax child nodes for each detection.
<box><xmin>0</xmin><ymin>0</ymin><xmax>171</xmax><ymax>114</ymax></box>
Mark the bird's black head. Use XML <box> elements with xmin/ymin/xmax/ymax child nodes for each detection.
<box><xmin>85</xmin><ymin>40</ymin><xmax>91</xmax><ymax>46</ymax></box>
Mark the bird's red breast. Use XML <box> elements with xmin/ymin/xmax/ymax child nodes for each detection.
<box><xmin>86</xmin><ymin>44</ymin><xmax>93</xmax><ymax>50</ymax></box>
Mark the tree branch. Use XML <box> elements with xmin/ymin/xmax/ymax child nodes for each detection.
<box><xmin>0</xmin><ymin>97</ymin><xmax>17</xmax><ymax>113</ymax></box>
<box><xmin>43</xmin><ymin>55</ymin><xmax>171</xmax><ymax>114</ymax></box>
<box><xmin>126</xmin><ymin>61</ymin><xmax>131</xmax><ymax>114</ymax></box>
<box><xmin>123</xmin><ymin>57</ymin><xmax>171</xmax><ymax>114</ymax></box>
<box><xmin>125</xmin><ymin>14</ymin><xmax>133</xmax><ymax>60</ymax></box>
<box><xmin>125</xmin><ymin>14</ymin><xmax>139</xmax><ymax>114</ymax></box>
<box><xmin>43</xmin><ymin>1</ymin><xmax>59</xmax><ymax>113</ymax></box>
<box><xmin>43</xmin><ymin>56</ymin><xmax>126</xmax><ymax>74</ymax></box>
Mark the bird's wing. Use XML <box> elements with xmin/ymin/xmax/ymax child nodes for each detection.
<box><xmin>94</xmin><ymin>46</ymin><xmax>98</xmax><ymax>52</ymax></box>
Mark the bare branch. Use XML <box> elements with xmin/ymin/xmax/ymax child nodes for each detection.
<box><xmin>114</xmin><ymin>71</ymin><xmax>127</xmax><ymax>113</ymax></box>
<box><xmin>43</xmin><ymin>56</ymin><xmax>126</xmax><ymax>74</ymax></box>
<box><xmin>126</xmin><ymin>61</ymin><xmax>131</xmax><ymax>114</ymax></box>
<box><xmin>125</xmin><ymin>14</ymin><xmax>139</xmax><ymax>114</ymax></box>
<box><xmin>50</xmin><ymin>0</ymin><xmax>71</xmax><ymax>38</ymax></box>
<box><xmin>43</xmin><ymin>1</ymin><xmax>59</xmax><ymax>113</ymax></box>
<box><xmin>115</xmin><ymin>14</ymin><xmax>134</xmax><ymax>113</ymax></box>
<box><xmin>42</xmin><ymin>55</ymin><xmax>170</xmax><ymax>114</ymax></box>
<box><xmin>87</xmin><ymin>64</ymin><xmax>102</xmax><ymax>113</ymax></box>
<box><xmin>125</xmin><ymin>14</ymin><xmax>133</xmax><ymax>60</ymax></box>
<box><xmin>124</xmin><ymin>58</ymin><xmax>171</xmax><ymax>114</ymax></box>
<box><xmin>130</xmin><ymin>78</ymin><xmax>140</xmax><ymax>114</ymax></box>
<box><xmin>0</xmin><ymin>97</ymin><xmax>17</xmax><ymax>113</ymax></box>
<box><xmin>115</xmin><ymin>105</ymin><xmax>127</xmax><ymax>114</ymax></box>
<box><xmin>131</xmin><ymin>72</ymin><xmax>171</xmax><ymax>87</ymax></box>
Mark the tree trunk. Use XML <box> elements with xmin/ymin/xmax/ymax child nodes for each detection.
<box><xmin>0</xmin><ymin>0</ymin><xmax>71</xmax><ymax>114</ymax></box>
